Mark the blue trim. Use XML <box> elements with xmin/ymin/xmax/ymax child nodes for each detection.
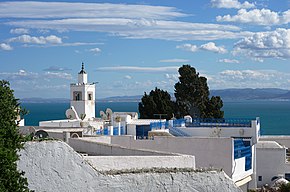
<box><xmin>234</xmin><ymin>139</ymin><xmax>252</xmax><ymax>171</ymax></box>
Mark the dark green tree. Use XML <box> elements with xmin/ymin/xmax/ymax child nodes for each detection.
<box><xmin>174</xmin><ymin>65</ymin><xmax>223</xmax><ymax>119</ymax></box>
<box><xmin>139</xmin><ymin>87</ymin><xmax>175</xmax><ymax>120</ymax></box>
<box><xmin>0</xmin><ymin>80</ymin><xmax>30</xmax><ymax>192</ymax></box>
<box><xmin>206</xmin><ymin>96</ymin><xmax>224</xmax><ymax>119</ymax></box>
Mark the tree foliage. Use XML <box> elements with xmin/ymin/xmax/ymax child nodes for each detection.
<box><xmin>139</xmin><ymin>65</ymin><xmax>224</xmax><ymax>119</ymax></box>
<box><xmin>138</xmin><ymin>87</ymin><xmax>175</xmax><ymax>120</ymax></box>
<box><xmin>279</xmin><ymin>182</ymin><xmax>290</xmax><ymax>192</ymax></box>
<box><xmin>0</xmin><ymin>80</ymin><xmax>30</xmax><ymax>192</ymax></box>
<box><xmin>174</xmin><ymin>65</ymin><xmax>224</xmax><ymax>118</ymax></box>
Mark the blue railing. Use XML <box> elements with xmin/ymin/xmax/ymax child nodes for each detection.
<box><xmin>150</xmin><ymin>121</ymin><xmax>167</xmax><ymax>130</ymax></box>
<box><xmin>150</xmin><ymin>118</ymin><xmax>254</xmax><ymax>130</ymax></box>
<box><xmin>173</xmin><ymin>119</ymin><xmax>186</xmax><ymax>127</ymax></box>
<box><xmin>96</xmin><ymin>126</ymin><xmax>124</xmax><ymax>136</ymax></box>
<box><xmin>188</xmin><ymin>118</ymin><xmax>254</xmax><ymax>128</ymax></box>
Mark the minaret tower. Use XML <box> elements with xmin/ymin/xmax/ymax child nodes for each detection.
<box><xmin>70</xmin><ymin>63</ymin><xmax>95</xmax><ymax>120</ymax></box>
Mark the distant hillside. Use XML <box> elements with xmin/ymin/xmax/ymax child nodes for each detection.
<box><xmin>97</xmin><ymin>95</ymin><xmax>142</xmax><ymax>102</ymax></box>
<box><xmin>211</xmin><ymin>88</ymin><xmax>290</xmax><ymax>101</ymax></box>
<box><xmin>99</xmin><ymin>88</ymin><xmax>290</xmax><ymax>102</ymax></box>
<box><xmin>21</xmin><ymin>97</ymin><xmax>69</xmax><ymax>103</ymax></box>
<box><xmin>20</xmin><ymin>88</ymin><xmax>290</xmax><ymax>103</ymax></box>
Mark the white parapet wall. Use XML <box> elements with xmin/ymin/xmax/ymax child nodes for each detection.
<box><xmin>256</xmin><ymin>140</ymin><xmax>290</xmax><ymax>187</ymax></box>
<box><xmin>18</xmin><ymin>141</ymin><xmax>242</xmax><ymax>192</ymax></box>
<box><xmin>260</xmin><ymin>136</ymin><xmax>290</xmax><ymax>148</ymax></box>
<box><xmin>85</xmin><ymin>155</ymin><xmax>195</xmax><ymax>171</ymax></box>
<box><xmin>109</xmin><ymin>136</ymin><xmax>233</xmax><ymax>175</ymax></box>
<box><xmin>69</xmin><ymin>137</ymin><xmax>183</xmax><ymax>156</ymax></box>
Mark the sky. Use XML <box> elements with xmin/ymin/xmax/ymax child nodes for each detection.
<box><xmin>0</xmin><ymin>0</ymin><xmax>289</xmax><ymax>99</ymax></box>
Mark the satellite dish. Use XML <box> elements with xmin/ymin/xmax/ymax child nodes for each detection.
<box><xmin>66</xmin><ymin>106</ymin><xmax>80</xmax><ymax>120</ymax></box>
<box><xmin>106</xmin><ymin>108</ymin><xmax>113</xmax><ymax>120</ymax></box>
<box><xmin>35</xmin><ymin>130</ymin><xmax>49</xmax><ymax>139</ymax></box>
<box><xmin>100</xmin><ymin>111</ymin><xmax>107</xmax><ymax>120</ymax></box>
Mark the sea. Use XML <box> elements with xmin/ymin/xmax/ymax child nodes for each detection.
<box><xmin>20</xmin><ymin>100</ymin><xmax>290</xmax><ymax>135</ymax></box>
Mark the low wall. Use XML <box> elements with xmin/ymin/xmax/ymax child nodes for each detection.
<box><xmin>69</xmin><ymin>138</ymin><xmax>178</xmax><ymax>156</ymax></box>
<box><xmin>260</xmin><ymin>136</ymin><xmax>290</xmax><ymax>148</ymax></box>
<box><xmin>110</xmin><ymin>136</ymin><xmax>233</xmax><ymax>175</ymax></box>
<box><xmin>18</xmin><ymin>141</ymin><xmax>242</xmax><ymax>192</ymax></box>
<box><xmin>85</xmin><ymin>155</ymin><xmax>195</xmax><ymax>171</ymax></box>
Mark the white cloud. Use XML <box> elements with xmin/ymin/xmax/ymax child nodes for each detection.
<box><xmin>96</xmin><ymin>66</ymin><xmax>179</xmax><ymax>73</ymax></box>
<box><xmin>206</xmin><ymin>69</ymin><xmax>290</xmax><ymax>90</ymax></box>
<box><xmin>0</xmin><ymin>70</ymin><xmax>72</xmax><ymax>82</ymax></box>
<box><xmin>10</xmin><ymin>28</ymin><xmax>29</xmax><ymax>34</ymax></box>
<box><xmin>218</xmin><ymin>58</ymin><xmax>240</xmax><ymax>63</ymax></box>
<box><xmin>217</xmin><ymin>9</ymin><xmax>290</xmax><ymax>25</ymax></box>
<box><xmin>0</xmin><ymin>2</ymin><xmax>187</xmax><ymax>20</ymax></box>
<box><xmin>44</xmin><ymin>72</ymin><xmax>72</xmax><ymax>80</ymax></box>
<box><xmin>6</xmin><ymin>18</ymin><xmax>247</xmax><ymax>41</ymax></box>
<box><xmin>233</xmin><ymin>28</ymin><xmax>290</xmax><ymax>60</ymax></box>
<box><xmin>89</xmin><ymin>47</ymin><xmax>101</xmax><ymax>54</ymax></box>
<box><xmin>211</xmin><ymin>0</ymin><xmax>255</xmax><ymax>9</ymax></box>
<box><xmin>176</xmin><ymin>44</ymin><xmax>198</xmax><ymax>52</ymax></box>
<box><xmin>165</xmin><ymin>73</ymin><xmax>179</xmax><ymax>82</ymax></box>
<box><xmin>177</xmin><ymin>42</ymin><xmax>227</xmax><ymax>54</ymax></box>
<box><xmin>0</xmin><ymin>70</ymin><xmax>38</xmax><ymax>81</ymax></box>
<box><xmin>200</xmin><ymin>42</ymin><xmax>227</xmax><ymax>53</ymax></box>
<box><xmin>220</xmin><ymin>70</ymin><xmax>272</xmax><ymax>80</ymax></box>
<box><xmin>159</xmin><ymin>59</ymin><xmax>189</xmax><ymax>63</ymax></box>
<box><xmin>21</xmin><ymin>42</ymin><xmax>103</xmax><ymax>48</ymax></box>
<box><xmin>43</xmin><ymin>66</ymin><xmax>71</xmax><ymax>72</ymax></box>
<box><xmin>8</xmin><ymin>35</ymin><xmax>62</xmax><ymax>44</ymax></box>
<box><xmin>124</xmin><ymin>75</ymin><xmax>132</xmax><ymax>80</ymax></box>
<box><xmin>1</xmin><ymin>1</ymin><xmax>252</xmax><ymax>41</ymax></box>
<box><xmin>0</xmin><ymin>43</ymin><xmax>13</xmax><ymax>51</ymax></box>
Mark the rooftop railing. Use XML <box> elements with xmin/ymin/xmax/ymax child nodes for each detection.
<box><xmin>187</xmin><ymin>118</ymin><xmax>255</xmax><ymax>128</ymax></box>
<box><xmin>150</xmin><ymin>118</ymin><xmax>255</xmax><ymax>130</ymax></box>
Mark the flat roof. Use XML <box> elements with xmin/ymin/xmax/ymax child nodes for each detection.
<box><xmin>128</xmin><ymin>119</ymin><xmax>166</xmax><ymax>125</ymax></box>
<box><xmin>256</xmin><ymin>141</ymin><xmax>285</xmax><ymax>149</ymax></box>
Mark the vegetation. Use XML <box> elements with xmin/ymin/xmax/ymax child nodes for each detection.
<box><xmin>279</xmin><ymin>183</ymin><xmax>290</xmax><ymax>192</ymax></box>
<box><xmin>139</xmin><ymin>65</ymin><xmax>224</xmax><ymax>119</ymax></box>
<box><xmin>138</xmin><ymin>87</ymin><xmax>175</xmax><ymax>120</ymax></box>
<box><xmin>0</xmin><ymin>80</ymin><xmax>31</xmax><ymax>192</ymax></box>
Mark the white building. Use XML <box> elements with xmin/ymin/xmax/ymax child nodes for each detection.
<box><xmin>70</xmin><ymin>63</ymin><xmax>95</xmax><ymax>120</ymax></box>
<box><xmin>34</xmin><ymin>65</ymin><xmax>274</xmax><ymax>191</ymax></box>
<box><xmin>77</xmin><ymin>117</ymin><xmax>260</xmax><ymax>191</ymax></box>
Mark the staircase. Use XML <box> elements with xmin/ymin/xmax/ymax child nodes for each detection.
<box><xmin>169</xmin><ymin>127</ymin><xmax>190</xmax><ymax>137</ymax></box>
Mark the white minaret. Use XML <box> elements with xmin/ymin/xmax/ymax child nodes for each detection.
<box><xmin>70</xmin><ymin>63</ymin><xmax>95</xmax><ymax>120</ymax></box>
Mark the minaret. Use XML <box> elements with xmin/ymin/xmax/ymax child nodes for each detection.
<box><xmin>78</xmin><ymin>63</ymin><xmax>87</xmax><ymax>84</ymax></box>
<box><xmin>70</xmin><ymin>63</ymin><xmax>95</xmax><ymax>120</ymax></box>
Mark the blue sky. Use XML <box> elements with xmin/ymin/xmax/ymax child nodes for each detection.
<box><xmin>0</xmin><ymin>0</ymin><xmax>289</xmax><ymax>99</ymax></box>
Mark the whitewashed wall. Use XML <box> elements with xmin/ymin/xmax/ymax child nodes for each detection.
<box><xmin>85</xmin><ymin>155</ymin><xmax>195</xmax><ymax>171</ymax></box>
<box><xmin>256</xmin><ymin>142</ymin><xmax>290</xmax><ymax>187</ymax></box>
<box><xmin>18</xmin><ymin>141</ymin><xmax>242</xmax><ymax>192</ymax></box>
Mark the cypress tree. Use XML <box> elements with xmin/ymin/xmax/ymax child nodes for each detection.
<box><xmin>174</xmin><ymin>65</ymin><xmax>224</xmax><ymax>119</ymax></box>
<box><xmin>139</xmin><ymin>87</ymin><xmax>175</xmax><ymax>120</ymax></box>
<box><xmin>0</xmin><ymin>80</ymin><xmax>30</xmax><ymax>192</ymax></box>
